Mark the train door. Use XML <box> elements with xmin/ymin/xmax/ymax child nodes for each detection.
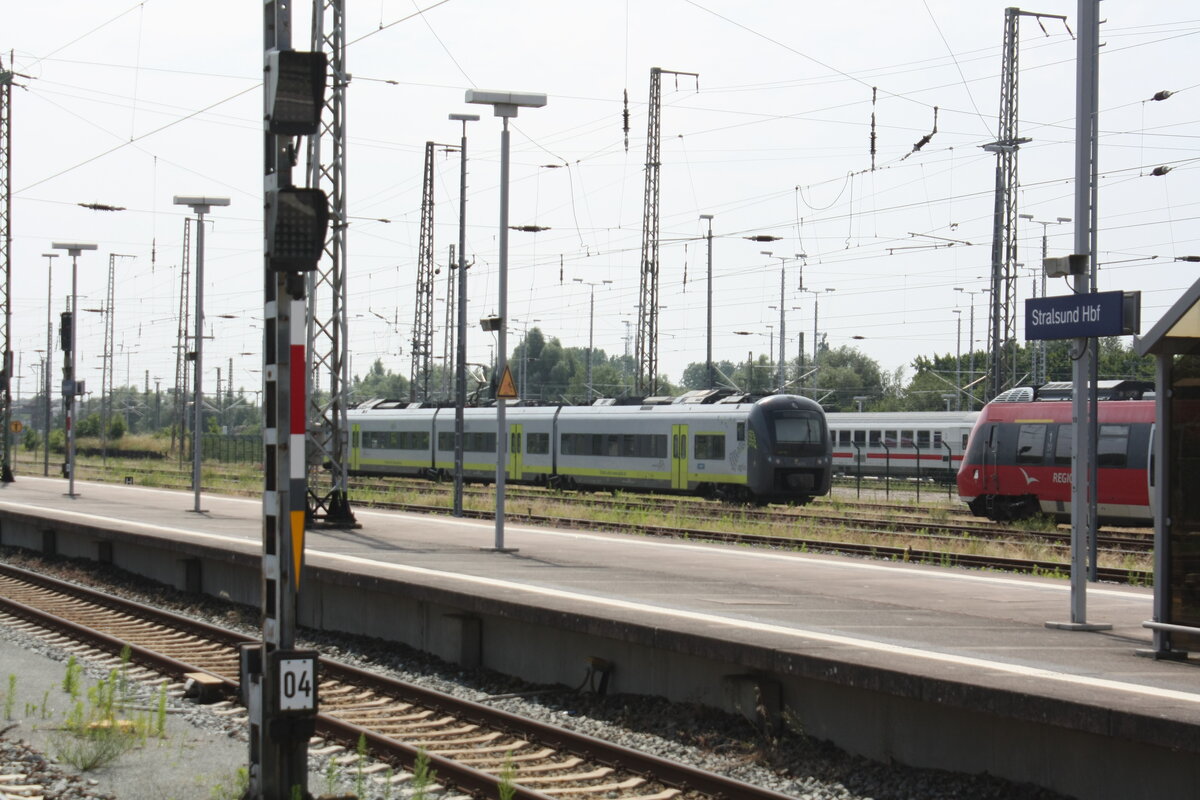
<box><xmin>508</xmin><ymin>423</ymin><xmax>523</xmax><ymax>480</ymax></box>
<box><xmin>981</xmin><ymin>423</ymin><xmax>1000</xmax><ymax>495</ymax></box>
<box><xmin>671</xmin><ymin>424</ymin><xmax>689</xmax><ymax>489</ymax></box>
<box><xmin>350</xmin><ymin>424</ymin><xmax>361</xmax><ymax>471</ymax></box>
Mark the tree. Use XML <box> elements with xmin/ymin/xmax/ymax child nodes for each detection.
<box><xmin>353</xmin><ymin>358</ymin><xmax>409</xmax><ymax>402</ymax></box>
<box><xmin>812</xmin><ymin>346</ymin><xmax>885</xmax><ymax>410</ymax></box>
<box><xmin>679</xmin><ymin>360</ymin><xmax>738</xmax><ymax>391</ymax></box>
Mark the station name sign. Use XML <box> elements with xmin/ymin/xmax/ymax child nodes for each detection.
<box><xmin>1025</xmin><ymin>290</ymin><xmax>1140</xmax><ymax>340</ymax></box>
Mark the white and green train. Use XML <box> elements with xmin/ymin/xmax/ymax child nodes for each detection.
<box><xmin>346</xmin><ymin>394</ymin><xmax>832</xmax><ymax>505</ymax></box>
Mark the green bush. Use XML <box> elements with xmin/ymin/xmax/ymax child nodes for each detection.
<box><xmin>76</xmin><ymin>413</ymin><xmax>101</xmax><ymax>438</ymax></box>
<box><xmin>48</xmin><ymin>428</ymin><xmax>66</xmax><ymax>454</ymax></box>
<box><xmin>22</xmin><ymin>428</ymin><xmax>40</xmax><ymax>452</ymax></box>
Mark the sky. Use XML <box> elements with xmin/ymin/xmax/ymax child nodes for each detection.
<box><xmin>5</xmin><ymin>1</ymin><xmax>1199</xmax><ymax>401</ymax></box>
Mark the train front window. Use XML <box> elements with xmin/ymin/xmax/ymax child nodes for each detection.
<box><xmin>771</xmin><ymin>410</ymin><xmax>823</xmax><ymax>444</ymax></box>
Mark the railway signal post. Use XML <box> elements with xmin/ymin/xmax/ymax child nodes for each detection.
<box><xmin>245</xmin><ymin>3</ymin><xmax>330</xmax><ymax>797</ymax></box>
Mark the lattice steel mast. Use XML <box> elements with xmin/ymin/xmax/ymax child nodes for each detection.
<box><xmin>101</xmin><ymin>255</ymin><xmax>115</xmax><ymax>461</ymax></box>
<box><xmin>635</xmin><ymin>67</ymin><xmax>697</xmax><ymax>396</ymax></box>
<box><xmin>1</xmin><ymin>58</ymin><xmax>13</xmax><ymax>481</ymax></box>
<box><xmin>306</xmin><ymin>0</ymin><xmax>356</xmax><ymax>525</ymax></box>
<box><xmin>412</xmin><ymin>141</ymin><xmax>437</xmax><ymax>402</ymax></box>
<box><xmin>172</xmin><ymin>218</ymin><xmax>191</xmax><ymax>463</ymax></box>
<box><xmin>985</xmin><ymin>8</ymin><xmax>1065</xmax><ymax>400</ymax></box>
<box><xmin>442</xmin><ymin>244</ymin><xmax>455</xmax><ymax>401</ymax></box>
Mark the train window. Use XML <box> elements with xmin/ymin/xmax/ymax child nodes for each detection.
<box><xmin>853</xmin><ymin>430</ymin><xmax>866</xmax><ymax>446</ymax></box>
<box><xmin>736</xmin><ymin>422</ymin><xmax>745</xmax><ymax>442</ymax></box>
<box><xmin>527</xmin><ymin>432</ymin><xmax>549</xmax><ymax>455</ymax></box>
<box><xmin>900</xmin><ymin>430</ymin><xmax>915</xmax><ymax>448</ymax></box>
<box><xmin>1098</xmin><ymin>425</ymin><xmax>1129</xmax><ymax>467</ymax></box>
<box><xmin>962</xmin><ymin>433</ymin><xmax>969</xmax><ymax>450</ymax></box>
<box><xmin>694</xmin><ymin>434</ymin><xmax>725</xmax><ymax>460</ymax></box>
<box><xmin>1015</xmin><ymin>424</ymin><xmax>1048</xmax><ymax>465</ymax></box>
<box><xmin>465</xmin><ymin>432</ymin><xmax>496</xmax><ymax>453</ymax></box>
<box><xmin>365</xmin><ymin>431</ymin><xmax>428</xmax><ymax>450</ymax></box>
<box><xmin>838</xmin><ymin>430</ymin><xmax>852</xmax><ymax>447</ymax></box>
<box><xmin>868</xmin><ymin>430</ymin><xmax>881</xmax><ymax>447</ymax></box>
<box><xmin>560</xmin><ymin>432</ymin><xmax>666</xmax><ymax>459</ymax></box>
<box><xmin>928</xmin><ymin>430</ymin><xmax>940</xmax><ymax>448</ymax></box>
<box><xmin>1054</xmin><ymin>425</ymin><xmax>1072</xmax><ymax>466</ymax></box>
<box><xmin>884</xmin><ymin>430</ymin><xmax>898</xmax><ymax>447</ymax></box>
<box><xmin>438</xmin><ymin>432</ymin><xmax>453</xmax><ymax>451</ymax></box>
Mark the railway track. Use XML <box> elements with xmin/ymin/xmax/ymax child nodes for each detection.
<box><xmin>0</xmin><ymin>561</ymin><xmax>793</xmax><ymax>800</ymax></box>
<box><xmin>370</xmin><ymin>500</ymin><xmax>1146</xmax><ymax>583</ymax></box>
<box><xmin>24</xmin><ymin>458</ymin><xmax>1154</xmax><ymax>575</ymax></box>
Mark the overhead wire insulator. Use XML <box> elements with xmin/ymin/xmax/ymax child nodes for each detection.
<box><xmin>622</xmin><ymin>89</ymin><xmax>630</xmax><ymax>152</ymax></box>
<box><xmin>869</xmin><ymin>87</ymin><xmax>877</xmax><ymax>171</ymax></box>
<box><xmin>1152</xmin><ymin>90</ymin><xmax>1174</xmax><ymax>101</ymax></box>
<box><xmin>1151</xmin><ymin>165</ymin><xmax>1172</xmax><ymax>177</ymax></box>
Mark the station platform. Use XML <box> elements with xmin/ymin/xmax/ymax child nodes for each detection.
<box><xmin>0</xmin><ymin>476</ymin><xmax>1196</xmax><ymax>799</ymax></box>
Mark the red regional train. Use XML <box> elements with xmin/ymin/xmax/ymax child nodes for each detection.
<box><xmin>956</xmin><ymin>381</ymin><xmax>1155</xmax><ymax>525</ymax></box>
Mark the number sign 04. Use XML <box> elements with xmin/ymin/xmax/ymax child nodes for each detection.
<box><xmin>279</xmin><ymin>656</ymin><xmax>316</xmax><ymax>711</ymax></box>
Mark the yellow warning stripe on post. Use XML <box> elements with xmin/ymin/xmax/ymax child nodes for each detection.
<box><xmin>497</xmin><ymin>364</ymin><xmax>518</xmax><ymax>399</ymax></box>
<box><xmin>290</xmin><ymin>510</ymin><xmax>305</xmax><ymax>590</ymax></box>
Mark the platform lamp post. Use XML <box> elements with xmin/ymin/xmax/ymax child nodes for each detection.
<box><xmin>41</xmin><ymin>252</ymin><xmax>58</xmax><ymax>477</ymax></box>
<box><xmin>449</xmin><ymin>112</ymin><xmax>479</xmax><ymax>519</ymax></box>
<box><xmin>173</xmin><ymin>196</ymin><xmax>229</xmax><ymax>514</ymax></box>
<box><xmin>801</xmin><ymin>287</ymin><xmax>834</xmax><ymax>367</ymax></box>
<box><xmin>466</xmin><ymin>88</ymin><xmax>547</xmax><ymax>553</ymax></box>
<box><xmin>574</xmin><ymin>278</ymin><xmax>612</xmax><ymax>399</ymax></box>
<box><xmin>954</xmin><ymin>287</ymin><xmax>983</xmax><ymax>409</ymax></box>
<box><xmin>699</xmin><ymin>214</ymin><xmax>714</xmax><ymax>389</ymax></box>
<box><xmin>51</xmin><ymin>242</ymin><xmax>97</xmax><ymax>498</ymax></box>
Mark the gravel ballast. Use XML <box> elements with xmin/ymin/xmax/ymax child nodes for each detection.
<box><xmin>0</xmin><ymin>547</ymin><xmax>1072</xmax><ymax>800</ymax></box>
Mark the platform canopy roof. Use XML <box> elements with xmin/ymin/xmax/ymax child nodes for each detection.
<box><xmin>1135</xmin><ymin>278</ymin><xmax>1200</xmax><ymax>357</ymax></box>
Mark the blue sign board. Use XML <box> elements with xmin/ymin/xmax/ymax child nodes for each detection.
<box><xmin>1025</xmin><ymin>290</ymin><xmax>1126</xmax><ymax>340</ymax></box>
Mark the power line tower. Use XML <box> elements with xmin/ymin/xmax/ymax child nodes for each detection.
<box><xmin>635</xmin><ymin>67</ymin><xmax>697</xmax><ymax>396</ymax></box>
<box><xmin>306</xmin><ymin>0</ymin><xmax>356</xmax><ymax>526</ymax></box>
<box><xmin>0</xmin><ymin>58</ymin><xmax>14</xmax><ymax>481</ymax></box>
<box><xmin>172</xmin><ymin>218</ymin><xmax>192</xmax><ymax>464</ymax></box>
<box><xmin>985</xmin><ymin>8</ymin><xmax>1066</xmax><ymax>400</ymax></box>
<box><xmin>412</xmin><ymin>141</ymin><xmax>437</xmax><ymax>403</ymax></box>
<box><xmin>442</xmin><ymin>244</ymin><xmax>455</xmax><ymax>401</ymax></box>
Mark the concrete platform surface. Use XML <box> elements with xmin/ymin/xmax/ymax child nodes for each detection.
<box><xmin>1</xmin><ymin>477</ymin><xmax>1194</xmax><ymax>726</ymax></box>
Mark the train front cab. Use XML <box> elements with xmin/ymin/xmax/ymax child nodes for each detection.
<box><xmin>746</xmin><ymin>395</ymin><xmax>832</xmax><ymax>503</ymax></box>
<box><xmin>958</xmin><ymin>400</ymin><xmax>1154</xmax><ymax>524</ymax></box>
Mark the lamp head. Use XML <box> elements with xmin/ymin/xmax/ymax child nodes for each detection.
<box><xmin>465</xmin><ymin>89</ymin><xmax>547</xmax><ymax>118</ymax></box>
<box><xmin>51</xmin><ymin>242</ymin><xmax>97</xmax><ymax>257</ymax></box>
<box><xmin>174</xmin><ymin>196</ymin><xmax>231</xmax><ymax>214</ymax></box>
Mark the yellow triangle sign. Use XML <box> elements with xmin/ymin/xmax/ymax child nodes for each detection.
<box><xmin>497</xmin><ymin>364</ymin><xmax>519</xmax><ymax>399</ymax></box>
